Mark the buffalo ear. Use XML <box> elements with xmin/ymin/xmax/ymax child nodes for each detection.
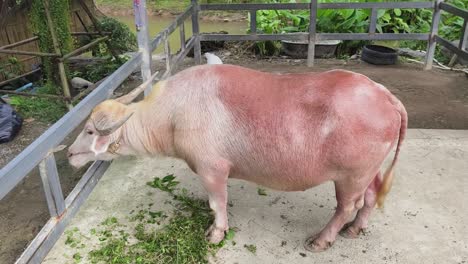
<box><xmin>90</xmin><ymin>100</ymin><xmax>133</xmax><ymax>136</ymax></box>
<box><xmin>90</xmin><ymin>135</ymin><xmax>111</xmax><ymax>155</ymax></box>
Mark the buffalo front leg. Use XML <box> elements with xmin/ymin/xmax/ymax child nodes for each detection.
<box><xmin>304</xmin><ymin>180</ymin><xmax>365</xmax><ymax>252</ymax></box>
<box><xmin>197</xmin><ymin>160</ymin><xmax>231</xmax><ymax>244</ymax></box>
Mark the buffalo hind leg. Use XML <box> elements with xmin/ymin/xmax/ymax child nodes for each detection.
<box><xmin>340</xmin><ymin>172</ymin><xmax>381</xmax><ymax>239</ymax></box>
<box><xmin>197</xmin><ymin>159</ymin><xmax>231</xmax><ymax>244</ymax></box>
<box><xmin>304</xmin><ymin>180</ymin><xmax>365</xmax><ymax>252</ymax></box>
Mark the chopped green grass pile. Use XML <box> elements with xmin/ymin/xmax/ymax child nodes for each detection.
<box><xmin>66</xmin><ymin>174</ymin><xmax>235</xmax><ymax>264</ymax></box>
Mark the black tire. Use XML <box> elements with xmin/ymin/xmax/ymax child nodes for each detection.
<box><xmin>361</xmin><ymin>45</ymin><xmax>398</xmax><ymax>65</ymax></box>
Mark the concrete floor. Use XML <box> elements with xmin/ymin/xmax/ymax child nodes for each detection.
<box><xmin>43</xmin><ymin>129</ymin><xmax>468</xmax><ymax>264</ymax></box>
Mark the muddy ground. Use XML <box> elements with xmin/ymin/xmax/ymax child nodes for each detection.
<box><xmin>1</xmin><ymin>56</ymin><xmax>467</xmax><ymax>263</ymax></box>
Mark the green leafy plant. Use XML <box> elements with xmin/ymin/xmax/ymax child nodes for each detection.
<box><xmin>90</xmin><ymin>17</ymin><xmax>137</xmax><ymax>56</ymax></box>
<box><xmin>439</xmin><ymin>0</ymin><xmax>466</xmax><ymax>41</ymax></box>
<box><xmin>251</xmin><ymin>0</ymin><xmax>467</xmax><ymax>58</ymax></box>
<box><xmin>0</xmin><ymin>56</ymin><xmax>22</xmax><ymax>80</ymax></box>
<box><xmin>71</xmin><ymin>55</ymin><xmax>130</xmax><ymax>82</ymax></box>
<box><xmin>252</xmin><ymin>0</ymin><xmax>370</xmax><ymax>56</ymax></box>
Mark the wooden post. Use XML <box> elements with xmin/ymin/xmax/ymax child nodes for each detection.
<box><xmin>133</xmin><ymin>0</ymin><xmax>153</xmax><ymax>96</ymax></box>
<box><xmin>307</xmin><ymin>0</ymin><xmax>318</xmax><ymax>67</ymax></box>
<box><xmin>425</xmin><ymin>0</ymin><xmax>443</xmax><ymax>70</ymax></box>
<box><xmin>191</xmin><ymin>0</ymin><xmax>202</xmax><ymax>64</ymax></box>
<box><xmin>43</xmin><ymin>0</ymin><xmax>73</xmax><ymax>110</ymax></box>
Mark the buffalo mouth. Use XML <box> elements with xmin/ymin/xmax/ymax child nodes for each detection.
<box><xmin>68</xmin><ymin>151</ymin><xmax>92</xmax><ymax>158</ymax></box>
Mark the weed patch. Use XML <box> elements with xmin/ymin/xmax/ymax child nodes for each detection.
<box><xmin>9</xmin><ymin>96</ymin><xmax>67</xmax><ymax>123</ymax></box>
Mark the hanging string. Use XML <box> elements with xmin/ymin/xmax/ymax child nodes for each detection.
<box><xmin>133</xmin><ymin>0</ymin><xmax>142</xmax><ymax>31</ymax></box>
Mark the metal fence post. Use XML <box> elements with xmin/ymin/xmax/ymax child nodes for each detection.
<box><xmin>425</xmin><ymin>0</ymin><xmax>443</xmax><ymax>70</ymax></box>
<box><xmin>164</xmin><ymin>36</ymin><xmax>172</xmax><ymax>77</ymax></box>
<box><xmin>448</xmin><ymin>19</ymin><xmax>467</xmax><ymax>66</ymax></box>
<box><xmin>307</xmin><ymin>0</ymin><xmax>318</xmax><ymax>67</ymax></box>
<box><xmin>250</xmin><ymin>10</ymin><xmax>257</xmax><ymax>34</ymax></box>
<box><xmin>134</xmin><ymin>0</ymin><xmax>153</xmax><ymax>95</ymax></box>
<box><xmin>180</xmin><ymin>22</ymin><xmax>186</xmax><ymax>52</ymax></box>
<box><xmin>192</xmin><ymin>0</ymin><xmax>202</xmax><ymax>64</ymax></box>
<box><xmin>369</xmin><ymin>8</ymin><xmax>378</xmax><ymax>34</ymax></box>
<box><xmin>39</xmin><ymin>153</ymin><xmax>65</xmax><ymax>217</ymax></box>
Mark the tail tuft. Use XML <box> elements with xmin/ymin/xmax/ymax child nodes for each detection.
<box><xmin>376</xmin><ymin>166</ymin><xmax>394</xmax><ymax>208</ymax></box>
<box><xmin>376</xmin><ymin>97</ymin><xmax>407</xmax><ymax>209</ymax></box>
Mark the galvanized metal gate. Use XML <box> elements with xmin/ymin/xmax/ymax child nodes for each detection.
<box><xmin>0</xmin><ymin>1</ymin><xmax>467</xmax><ymax>263</ymax></box>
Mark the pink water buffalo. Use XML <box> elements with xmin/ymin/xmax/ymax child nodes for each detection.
<box><xmin>68</xmin><ymin>64</ymin><xmax>407</xmax><ymax>252</ymax></box>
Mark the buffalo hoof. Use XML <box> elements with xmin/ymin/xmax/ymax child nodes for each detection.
<box><xmin>304</xmin><ymin>235</ymin><xmax>333</xmax><ymax>252</ymax></box>
<box><xmin>205</xmin><ymin>224</ymin><xmax>226</xmax><ymax>244</ymax></box>
<box><xmin>339</xmin><ymin>223</ymin><xmax>365</xmax><ymax>239</ymax></box>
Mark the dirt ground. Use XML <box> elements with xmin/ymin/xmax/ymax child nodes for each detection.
<box><xmin>1</xmin><ymin>56</ymin><xmax>467</xmax><ymax>263</ymax></box>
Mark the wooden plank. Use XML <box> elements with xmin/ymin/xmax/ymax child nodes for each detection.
<box><xmin>0</xmin><ymin>37</ymin><xmax>38</xmax><ymax>50</ymax></box>
<box><xmin>0</xmin><ymin>68</ymin><xmax>41</xmax><ymax>87</ymax></box>
<box><xmin>61</xmin><ymin>36</ymin><xmax>109</xmax><ymax>60</ymax></box>
<box><xmin>0</xmin><ymin>49</ymin><xmax>59</xmax><ymax>57</ymax></box>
